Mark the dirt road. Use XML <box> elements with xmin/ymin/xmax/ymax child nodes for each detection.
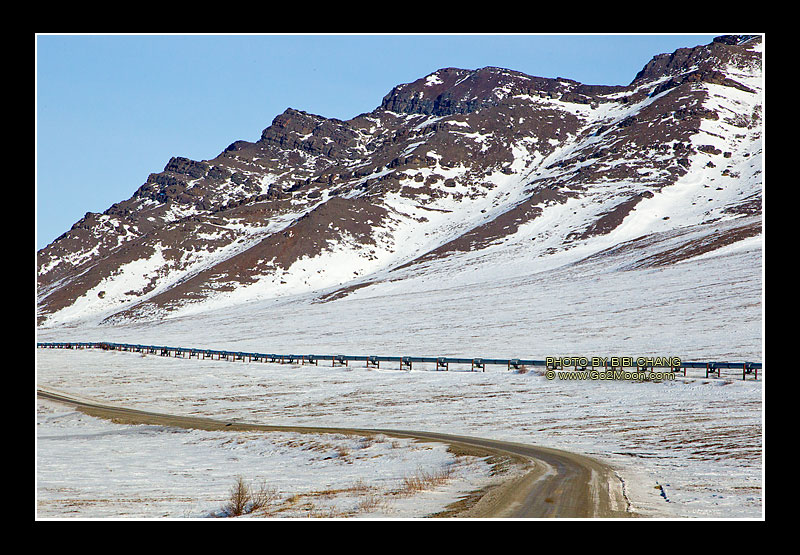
<box><xmin>37</xmin><ymin>387</ymin><xmax>633</xmax><ymax>518</ymax></box>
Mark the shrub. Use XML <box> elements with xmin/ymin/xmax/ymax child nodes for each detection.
<box><xmin>223</xmin><ymin>476</ymin><xmax>279</xmax><ymax>517</ymax></box>
<box><xmin>224</xmin><ymin>476</ymin><xmax>251</xmax><ymax>517</ymax></box>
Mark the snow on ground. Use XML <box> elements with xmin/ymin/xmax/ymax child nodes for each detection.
<box><xmin>37</xmin><ymin>394</ymin><xmax>505</xmax><ymax>519</ymax></box>
<box><xmin>36</xmin><ymin>346</ymin><xmax>761</xmax><ymax>519</ymax></box>
<box><xmin>36</xmin><ymin>217</ymin><xmax>763</xmax><ymax>519</ymax></box>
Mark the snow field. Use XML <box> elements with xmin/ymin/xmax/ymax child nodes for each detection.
<box><xmin>37</xmin><ymin>394</ymin><xmax>506</xmax><ymax>519</ymax></box>
<box><xmin>37</xmin><ymin>342</ymin><xmax>762</xmax><ymax>519</ymax></box>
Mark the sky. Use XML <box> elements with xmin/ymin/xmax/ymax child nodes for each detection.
<box><xmin>35</xmin><ymin>33</ymin><xmax>721</xmax><ymax>251</ymax></box>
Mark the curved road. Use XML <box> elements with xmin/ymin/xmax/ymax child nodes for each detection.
<box><xmin>37</xmin><ymin>388</ymin><xmax>633</xmax><ymax>518</ymax></box>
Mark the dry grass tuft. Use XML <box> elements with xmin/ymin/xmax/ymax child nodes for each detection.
<box><xmin>398</xmin><ymin>465</ymin><xmax>455</xmax><ymax>496</ymax></box>
<box><xmin>222</xmin><ymin>476</ymin><xmax>280</xmax><ymax>517</ymax></box>
<box><xmin>356</xmin><ymin>492</ymin><xmax>383</xmax><ymax>513</ymax></box>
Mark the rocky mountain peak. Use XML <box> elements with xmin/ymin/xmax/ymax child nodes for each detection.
<box><xmin>260</xmin><ymin>107</ymin><xmax>328</xmax><ymax>139</ymax></box>
<box><xmin>37</xmin><ymin>35</ymin><xmax>763</xmax><ymax>327</ymax></box>
<box><xmin>631</xmin><ymin>34</ymin><xmax>762</xmax><ymax>87</ymax></box>
<box><xmin>712</xmin><ymin>35</ymin><xmax>760</xmax><ymax>46</ymax></box>
<box><xmin>378</xmin><ymin>66</ymin><xmax>543</xmax><ymax>116</ymax></box>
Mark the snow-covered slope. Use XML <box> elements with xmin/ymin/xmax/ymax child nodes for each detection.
<box><xmin>37</xmin><ymin>35</ymin><xmax>763</xmax><ymax>330</ymax></box>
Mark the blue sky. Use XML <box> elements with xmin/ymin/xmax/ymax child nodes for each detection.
<box><xmin>35</xmin><ymin>33</ymin><xmax>719</xmax><ymax>250</ymax></box>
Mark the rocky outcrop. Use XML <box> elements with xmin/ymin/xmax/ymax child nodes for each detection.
<box><xmin>632</xmin><ymin>35</ymin><xmax>762</xmax><ymax>87</ymax></box>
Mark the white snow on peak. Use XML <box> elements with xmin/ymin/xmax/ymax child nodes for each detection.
<box><xmin>425</xmin><ymin>74</ymin><xmax>444</xmax><ymax>87</ymax></box>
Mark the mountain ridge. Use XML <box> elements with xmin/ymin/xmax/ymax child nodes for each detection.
<box><xmin>37</xmin><ymin>35</ymin><xmax>763</xmax><ymax>327</ymax></box>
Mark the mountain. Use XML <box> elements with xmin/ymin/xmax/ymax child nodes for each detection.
<box><xmin>36</xmin><ymin>35</ymin><xmax>763</xmax><ymax>328</ymax></box>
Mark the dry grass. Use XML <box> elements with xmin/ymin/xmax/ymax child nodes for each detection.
<box><xmin>216</xmin><ymin>461</ymin><xmax>481</xmax><ymax>517</ymax></box>
<box><xmin>222</xmin><ymin>476</ymin><xmax>280</xmax><ymax>517</ymax></box>
<box><xmin>220</xmin><ymin>455</ymin><xmax>472</xmax><ymax>517</ymax></box>
<box><xmin>355</xmin><ymin>492</ymin><xmax>383</xmax><ymax>513</ymax></box>
<box><xmin>250</xmin><ymin>481</ymin><xmax>280</xmax><ymax>513</ymax></box>
<box><xmin>344</xmin><ymin>479</ymin><xmax>371</xmax><ymax>494</ymax></box>
<box><xmin>259</xmin><ymin>478</ymin><xmax>389</xmax><ymax>518</ymax></box>
<box><xmin>398</xmin><ymin>465</ymin><xmax>455</xmax><ymax>496</ymax></box>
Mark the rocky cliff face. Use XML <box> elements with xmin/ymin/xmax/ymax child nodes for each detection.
<box><xmin>37</xmin><ymin>35</ymin><xmax>763</xmax><ymax>327</ymax></box>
